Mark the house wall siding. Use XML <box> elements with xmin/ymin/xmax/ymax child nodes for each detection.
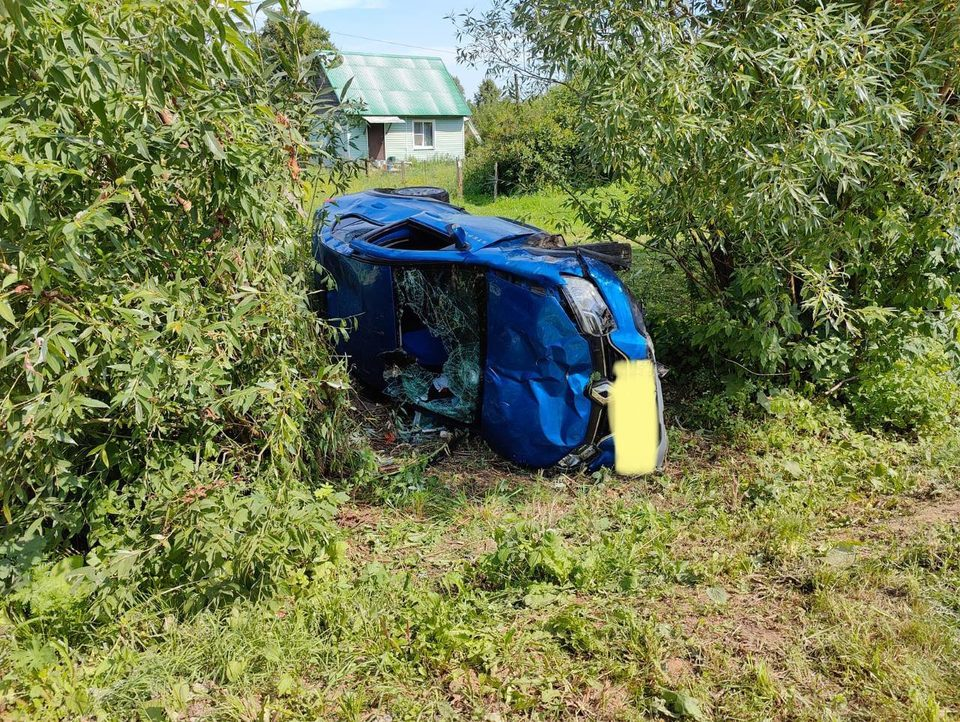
<box><xmin>341</xmin><ymin>120</ymin><xmax>368</xmax><ymax>161</ymax></box>
<box><xmin>384</xmin><ymin>117</ymin><xmax>464</xmax><ymax>161</ymax></box>
<box><xmin>335</xmin><ymin>117</ymin><xmax>465</xmax><ymax>161</ymax></box>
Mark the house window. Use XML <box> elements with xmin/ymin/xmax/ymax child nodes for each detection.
<box><xmin>413</xmin><ymin>120</ymin><xmax>434</xmax><ymax>149</ymax></box>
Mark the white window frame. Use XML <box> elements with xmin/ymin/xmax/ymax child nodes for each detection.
<box><xmin>412</xmin><ymin>120</ymin><xmax>435</xmax><ymax>150</ymax></box>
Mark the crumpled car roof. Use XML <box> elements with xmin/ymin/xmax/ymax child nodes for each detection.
<box><xmin>323</xmin><ymin>192</ymin><xmax>591</xmax><ymax>287</ymax></box>
<box><xmin>325</xmin><ymin>191</ymin><xmax>540</xmax><ymax>251</ymax></box>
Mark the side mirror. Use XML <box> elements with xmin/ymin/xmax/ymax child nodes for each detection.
<box><xmin>447</xmin><ymin>223</ymin><xmax>469</xmax><ymax>251</ymax></box>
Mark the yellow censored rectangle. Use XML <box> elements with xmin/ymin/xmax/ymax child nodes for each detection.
<box><xmin>609</xmin><ymin>359</ymin><xmax>660</xmax><ymax>475</ymax></box>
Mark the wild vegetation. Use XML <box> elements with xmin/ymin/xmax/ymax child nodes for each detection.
<box><xmin>3</xmin><ymin>266</ymin><xmax>959</xmax><ymax>718</ymax></box>
<box><xmin>5</xmin><ymin>143</ymin><xmax>960</xmax><ymax>716</ymax></box>
<box><xmin>1</xmin><ymin>0</ymin><xmax>959</xmax><ymax>720</ymax></box>
<box><xmin>458</xmin><ymin>0</ymin><xmax>960</xmax><ymax>411</ymax></box>
<box><xmin>464</xmin><ymin>85</ymin><xmax>606</xmax><ymax>196</ymax></box>
<box><xmin>0</xmin><ymin>0</ymin><xmax>361</xmax><ymax>616</ymax></box>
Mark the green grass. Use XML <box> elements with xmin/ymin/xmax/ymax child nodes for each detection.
<box><xmin>3</xmin><ymin>161</ymin><xmax>960</xmax><ymax>721</ymax></box>
<box><xmin>4</xmin><ymin>401</ymin><xmax>958</xmax><ymax>720</ymax></box>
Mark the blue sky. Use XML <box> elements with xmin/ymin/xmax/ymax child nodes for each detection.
<box><xmin>300</xmin><ymin>0</ymin><xmax>491</xmax><ymax>98</ymax></box>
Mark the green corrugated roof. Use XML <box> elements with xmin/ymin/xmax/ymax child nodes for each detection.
<box><xmin>325</xmin><ymin>52</ymin><xmax>471</xmax><ymax>118</ymax></box>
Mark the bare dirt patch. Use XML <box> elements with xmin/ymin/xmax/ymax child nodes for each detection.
<box><xmin>338</xmin><ymin>504</ymin><xmax>384</xmax><ymax>530</ymax></box>
<box><xmin>681</xmin><ymin>586</ymin><xmax>800</xmax><ymax>657</ymax></box>
<box><xmin>664</xmin><ymin>656</ymin><xmax>694</xmax><ymax>682</ymax></box>
<box><xmin>884</xmin><ymin>494</ymin><xmax>960</xmax><ymax>535</ymax></box>
<box><xmin>829</xmin><ymin>492</ymin><xmax>960</xmax><ymax>546</ymax></box>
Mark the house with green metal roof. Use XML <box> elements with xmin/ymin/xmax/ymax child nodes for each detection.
<box><xmin>324</xmin><ymin>52</ymin><xmax>473</xmax><ymax>162</ymax></box>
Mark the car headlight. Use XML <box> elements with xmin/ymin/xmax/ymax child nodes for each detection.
<box><xmin>561</xmin><ymin>276</ymin><xmax>614</xmax><ymax>336</ymax></box>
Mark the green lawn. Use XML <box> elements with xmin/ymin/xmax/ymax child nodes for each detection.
<box><xmin>7</xmin><ymin>399</ymin><xmax>957</xmax><ymax>721</ymax></box>
<box><xmin>3</xmin><ymin>162</ymin><xmax>959</xmax><ymax>721</ymax></box>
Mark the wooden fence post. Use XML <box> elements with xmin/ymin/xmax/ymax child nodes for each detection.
<box><xmin>400</xmin><ymin>161</ymin><xmax>406</xmax><ymax>185</ymax></box>
<box><xmin>456</xmin><ymin>157</ymin><xmax>463</xmax><ymax>199</ymax></box>
<box><xmin>493</xmin><ymin>161</ymin><xmax>498</xmax><ymax>202</ymax></box>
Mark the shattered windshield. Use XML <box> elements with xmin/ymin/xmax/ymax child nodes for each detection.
<box><xmin>383</xmin><ymin>266</ymin><xmax>484</xmax><ymax>423</ymax></box>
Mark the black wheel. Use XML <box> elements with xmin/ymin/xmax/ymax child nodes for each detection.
<box><xmin>375</xmin><ymin>186</ymin><xmax>450</xmax><ymax>203</ymax></box>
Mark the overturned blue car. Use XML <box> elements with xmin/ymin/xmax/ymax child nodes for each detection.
<box><xmin>312</xmin><ymin>187</ymin><xmax>667</xmax><ymax>473</ymax></box>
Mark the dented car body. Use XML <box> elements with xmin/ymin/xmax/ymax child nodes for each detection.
<box><xmin>312</xmin><ymin>188</ymin><xmax>667</xmax><ymax>472</ymax></box>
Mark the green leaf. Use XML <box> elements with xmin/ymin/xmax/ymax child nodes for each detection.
<box><xmin>225</xmin><ymin>659</ymin><xmax>246</xmax><ymax>682</ymax></box>
<box><xmin>523</xmin><ymin>583</ymin><xmax>561</xmax><ymax>609</ymax></box>
<box><xmin>276</xmin><ymin>672</ymin><xmax>297</xmax><ymax>696</ymax></box>
<box><xmin>0</xmin><ymin>299</ymin><xmax>14</xmax><ymax>325</ymax></box>
<box><xmin>203</xmin><ymin>130</ymin><xmax>226</xmax><ymax>160</ymax></box>
<box><xmin>705</xmin><ymin>586</ymin><xmax>729</xmax><ymax>606</ymax></box>
<box><xmin>660</xmin><ymin>689</ymin><xmax>706</xmax><ymax>720</ymax></box>
<box><xmin>824</xmin><ymin>543</ymin><xmax>859</xmax><ymax>569</ymax></box>
<box><xmin>783</xmin><ymin>460</ymin><xmax>803</xmax><ymax>478</ymax></box>
<box><xmin>79</xmin><ymin>396</ymin><xmax>110</xmax><ymax>409</ymax></box>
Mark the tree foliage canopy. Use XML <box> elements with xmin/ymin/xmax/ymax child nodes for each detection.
<box><xmin>473</xmin><ymin>77</ymin><xmax>504</xmax><ymax>107</ymax></box>
<box><xmin>258</xmin><ymin>13</ymin><xmax>338</xmax><ymax>78</ymax></box>
<box><xmin>0</xmin><ymin>0</ymin><xmax>357</xmax><ymax>611</ymax></box>
<box><xmin>466</xmin><ymin>85</ymin><xmax>605</xmax><ymax>195</ymax></box>
<box><xmin>459</xmin><ymin>1</ymin><xmax>960</xmax><ymax>387</ymax></box>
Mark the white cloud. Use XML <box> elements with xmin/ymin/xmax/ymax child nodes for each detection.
<box><xmin>299</xmin><ymin>0</ymin><xmax>386</xmax><ymax>11</ymax></box>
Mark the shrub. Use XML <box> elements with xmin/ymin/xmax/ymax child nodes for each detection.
<box><xmin>464</xmin><ymin>86</ymin><xmax>604</xmax><ymax>196</ymax></box>
<box><xmin>458</xmin><ymin>0</ymin><xmax>960</xmax><ymax>387</ymax></box>
<box><xmin>849</xmin><ymin>346</ymin><xmax>960</xmax><ymax>433</ymax></box>
<box><xmin>0</xmin><ymin>0</ymin><xmax>360</xmax><ymax>610</ymax></box>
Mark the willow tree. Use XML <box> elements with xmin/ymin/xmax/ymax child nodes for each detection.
<box><xmin>458</xmin><ymin>1</ymin><xmax>960</xmax><ymax>385</ymax></box>
<box><xmin>0</xmin><ymin>0</ymin><xmax>357</xmax><ymax>608</ymax></box>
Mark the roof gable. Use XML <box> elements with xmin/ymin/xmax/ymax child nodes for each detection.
<box><xmin>325</xmin><ymin>52</ymin><xmax>471</xmax><ymax>118</ymax></box>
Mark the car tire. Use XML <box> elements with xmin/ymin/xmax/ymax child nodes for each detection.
<box><xmin>376</xmin><ymin>186</ymin><xmax>450</xmax><ymax>203</ymax></box>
